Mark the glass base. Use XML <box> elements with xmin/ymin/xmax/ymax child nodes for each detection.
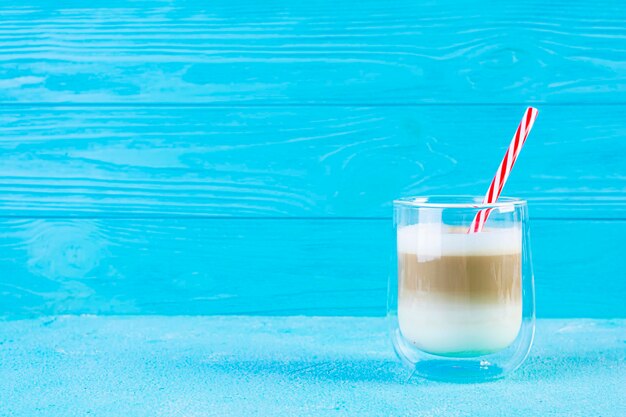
<box><xmin>391</xmin><ymin>327</ymin><xmax>530</xmax><ymax>383</ymax></box>
<box><xmin>412</xmin><ymin>359</ymin><xmax>504</xmax><ymax>383</ymax></box>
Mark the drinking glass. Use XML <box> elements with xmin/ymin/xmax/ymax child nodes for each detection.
<box><xmin>388</xmin><ymin>196</ymin><xmax>535</xmax><ymax>382</ymax></box>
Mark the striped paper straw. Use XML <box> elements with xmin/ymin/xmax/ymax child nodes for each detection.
<box><xmin>468</xmin><ymin>107</ymin><xmax>539</xmax><ymax>233</ymax></box>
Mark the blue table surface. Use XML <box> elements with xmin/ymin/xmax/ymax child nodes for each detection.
<box><xmin>1</xmin><ymin>316</ymin><xmax>624</xmax><ymax>416</ymax></box>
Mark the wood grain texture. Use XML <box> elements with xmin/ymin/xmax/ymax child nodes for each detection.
<box><xmin>1</xmin><ymin>1</ymin><xmax>624</xmax><ymax>322</ymax></box>
<box><xmin>0</xmin><ymin>105</ymin><xmax>624</xmax><ymax>218</ymax></box>
<box><xmin>1</xmin><ymin>0</ymin><xmax>626</xmax><ymax>104</ymax></box>
<box><xmin>0</xmin><ymin>218</ymin><xmax>623</xmax><ymax>318</ymax></box>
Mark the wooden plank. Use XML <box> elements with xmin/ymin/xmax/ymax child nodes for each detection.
<box><xmin>0</xmin><ymin>218</ymin><xmax>623</xmax><ymax>318</ymax></box>
<box><xmin>1</xmin><ymin>0</ymin><xmax>626</xmax><ymax>104</ymax></box>
<box><xmin>0</xmin><ymin>105</ymin><xmax>624</xmax><ymax>218</ymax></box>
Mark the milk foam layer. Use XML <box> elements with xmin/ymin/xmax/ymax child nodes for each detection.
<box><xmin>397</xmin><ymin>224</ymin><xmax>522</xmax><ymax>356</ymax></box>
<box><xmin>397</xmin><ymin>224</ymin><xmax>522</xmax><ymax>259</ymax></box>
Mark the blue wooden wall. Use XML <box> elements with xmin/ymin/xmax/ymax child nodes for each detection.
<box><xmin>0</xmin><ymin>0</ymin><xmax>624</xmax><ymax>318</ymax></box>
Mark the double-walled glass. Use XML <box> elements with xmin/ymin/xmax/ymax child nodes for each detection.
<box><xmin>388</xmin><ymin>196</ymin><xmax>535</xmax><ymax>382</ymax></box>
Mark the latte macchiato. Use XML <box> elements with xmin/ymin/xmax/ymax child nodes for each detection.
<box><xmin>397</xmin><ymin>224</ymin><xmax>522</xmax><ymax>357</ymax></box>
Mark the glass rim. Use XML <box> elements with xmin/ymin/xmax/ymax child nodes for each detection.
<box><xmin>393</xmin><ymin>195</ymin><xmax>527</xmax><ymax>209</ymax></box>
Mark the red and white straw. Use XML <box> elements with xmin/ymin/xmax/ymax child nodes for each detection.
<box><xmin>468</xmin><ymin>107</ymin><xmax>539</xmax><ymax>233</ymax></box>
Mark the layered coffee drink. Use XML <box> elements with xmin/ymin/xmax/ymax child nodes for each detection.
<box><xmin>397</xmin><ymin>224</ymin><xmax>522</xmax><ymax>357</ymax></box>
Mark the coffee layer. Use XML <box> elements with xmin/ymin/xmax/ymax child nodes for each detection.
<box><xmin>399</xmin><ymin>252</ymin><xmax>521</xmax><ymax>303</ymax></box>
